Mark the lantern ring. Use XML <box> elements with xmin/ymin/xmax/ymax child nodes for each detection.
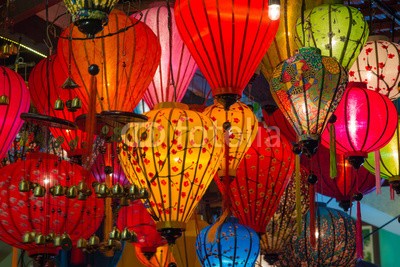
<box><xmin>156</xmin><ymin>221</ymin><xmax>186</xmax><ymax>231</ymax></box>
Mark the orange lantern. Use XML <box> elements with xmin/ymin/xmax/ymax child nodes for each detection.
<box><xmin>135</xmin><ymin>244</ymin><xmax>176</xmax><ymax>267</ymax></box>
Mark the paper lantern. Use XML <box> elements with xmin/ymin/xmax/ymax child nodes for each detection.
<box><xmin>0</xmin><ymin>66</ymin><xmax>30</xmax><ymax>159</ymax></box>
<box><xmin>321</xmin><ymin>82</ymin><xmax>397</xmax><ymax>168</ymax></box>
<box><xmin>295</xmin><ymin>4</ymin><xmax>369</xmax><ymax>70</ymax></box>
<box><xmin>0</xmin><ymin>152</ymin><xmax>104</xmax><ymax>256</ymax></box>
<box><xmin>262</xmin><ymin>108</ymin><xmax>297</xmax><ymax>145</ymax></box>
<box><xmin>118</xmin><ymin>102</ymin><xmax>224</xmax><ymax>243</ymax></box>
<box><xmin>175</xmin><ymin>0</ymin><xmax>279</xmax><ymax>106</ymax></box>
<box><xmin>196</xmin><ymin>217</ymin><xmax>260</xmax><ymax>267</ymax></box>
<box><xmin>349</xmin><ymin>40</ymin><xmax>400</xmax><ymax>100</ymax></box>
<box><xmin>57</xmin><ymin>9</ymin><xmax>161</xmax><ymax>113</ymax></box>
<box><xmin>216</xmin><ymin>123</ymin><xmax>295</xmax><ymax>234</ymax></box>
<box><xmin>270</xmin><ymin>47</ymin><xmax>347</xmax><ymax>156</ymax></box>
<box><xmin>132</xmin><ymin>5</ymin><xmax>197</xmax><ymax>109</ymax></box>
<box><xmin>135</xmin><ymin>244</ymin><xmax>176</xmax><ymax>267</ymax></box>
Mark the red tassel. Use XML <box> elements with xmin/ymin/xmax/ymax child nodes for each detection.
<box><xmin>374</xmin><ymin>151</ymin><xmax>381</xmax><ymax>194</ymax></box>
<box><xmin>356</xmin><ymin>201</ymin><xmax>363</xmax><ymax>259</ymax></box>
<box><xmin>390</xmin><ymin>184</ymin><xmax>395</xmax><ymax>200</ymax></box>
<box><xmin>309</xmin><ymin>183</ymin><xmax>316</xmax><ymax>248</ymax></box>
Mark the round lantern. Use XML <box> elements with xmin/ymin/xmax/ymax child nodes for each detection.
<box><xmin>295</xmin><ymin>4</ymin><xmax>369</xmax><ymax>70</ymax></box>
<box><xmin>321</xmin><ymin>82</ymin><xmax>398</xmax><ymax>168</ymax></box>
<box><xmin>270</xmin><ymin>47</ymin><xmax>347</xmax><ymax>156</ymax></box>
<box><xmin>57</xmin><ymin>9</ymin><xmax>161</xmax><ymax>113</ymax></box>
<box><xmin>135</xmin><ymin>244</ymin><xmax>176</xmax><ymax>267</ymax></box>
<box><xmin>0</xmin><ymin>66</ymin><xmax>30</xmax><ymax>160</ymax></box>
<box><xmin>132</xmin><ymin>5</ymin><xmax>197</xmax><ymax>109</ymax></box>
<box><xmin>118</xmin><ymin>102</ymin><xmax>224</xmax><ymax>243</ymax></box>
<box><xmin>291</xmin><ymin>202</ymin><xmax>356</xmax><ymax>266</ymax></box>
<box><xmin>196</xmin><ymin>216</ymin><xmax>260</xmax><ymax>267</ymax></box>
<box><xmin>0</xmin><ymin>152</ymin><xmax>104</xmax><ymax>256</ymax></box>
<box><xmin>262</xmin><ymin>108</ymin><xmax>297</xmax><ymax>145</ymax></box>
<box><xmin>175</xmin><ymin>0</ymin><xmax>279</xmax><ymax>107</ymax></box>
<box><xmin>216</xmin><ymin>123</ymin><xmax>295</xmax><ymax>234</ymax></box>
<box><xmin>349</xmin><ymin>40</ymin><xmax>400</xmax><ymax>100</ymax></box>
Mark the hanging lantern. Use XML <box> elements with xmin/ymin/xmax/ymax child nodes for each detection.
<box><xmin>349</xmin><ymin>40</ymin><xmax>400</xmax><ymax>100</ymax></box>
<box><xmin>175</xmin><ymin>0</ymin><xmax>280</xmax><ymax>107</ymax></box>
<box><xmin>118</xmin><ymin>102</ymin><xmax>224</xmax><ymax>244</ymax></box>
<box><xmin>270</xmin><ymin>47</ymin><xmax>347</xmax><ymax>156</ymax></box>
<box><xmin>196</xmin><ymin>216</ymin><xmax>260</xmax><ymax>267</ymax></box>
<box><xmin>131</xmin><ymin>5</ymin><xmax>197</xmax><ymax>109</ymax></box>
<box><xmin>295</xmin><ymin>4</ymin><xmax>369</xmax><ymax>70</ymax></box>
<box><xmin>135</xmin><ymin>244</ymin><xmax>176</xmax><ymax>267</ymax></box>
<box><xmin>63</xmin><ymin>0</ymin><xmax>119</xmax><ymax>37</ymax></box>
<box><xmin>260</xmin><ymin>168</ymin><xmax>309</xmax><ymax>265</ymax></box>
<box><xmin>262</xmin><ymin>108</ymin><xmax>297</xmax><ymax>145</ymax></box>
<box><xmin>0</xmin><ymin>152</ymin><xmax>104</xmax><ymax>256</ymax></box>
<box><xmin>0</xmin><ymin>66</ymin><xmax>30</xmax><ymax>159</ymax></box>
<box><xmin>216</xmin><ymin>123</ymin><xmax>294</xmax><ymax>234</ymax></box>
<box><xmin>57</xmin><ymin>9</ymin><xmax>161</xmax><ymax>113</ymax></box>
<box><xmin>321</xmin><ymin>82</ymin><xmax>397</xmax><ymax>168</ymax></box>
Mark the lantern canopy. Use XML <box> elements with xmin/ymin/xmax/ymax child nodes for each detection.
<box><xmin>270</xmin><ymin>47</ymin><xmax>347</xmax><ymax>156</ymax></box>
<box><xmin>174</xmin><ymin>0</ymin><xmax>279</xmax><ymax>106</ymax></box>
<box><xmin>134</xmin><ymin>244</ymin><xmax>176</xmax><ymax>267</ymax></box>
<box><xmin>295</xmin><ymin>4</ymin><xmax>369</xmax><ymax>70</ymax></box>
<box><xmin>349</xmin><ymin>40</ymin><xmax>400</xmax><ymax>100</ymax></box>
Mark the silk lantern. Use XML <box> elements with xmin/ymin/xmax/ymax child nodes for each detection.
<box><xmin>132</xmin><ymin>5</ymin><xmax>197</xmax><ymax>109</ymax></box>
<box><xmin>349</xmin><ymin>40</ymin><xmax>400</xmax><ymax>100</ymax></box>
<box><xmin>119</xmin><ymin>102</ymin><xmax>224</xmax><ymax>243</ymax></box>
<box><xmin>262</xmin><ymin>108</ymin><xmax>297</xmax><ymax>145</ymax></box>
<box><xmin>175</xmin><ymin>0</ymin><xmax>280</xmax><ymax>107</ymax></box>
<box><xmin>135</xmin><ymin>244</ymin><xmax>176</xmax><ymax>267</ymax></box>
<box><xmin>0</xmin><ymin>66</ymin><xmax>30</xmax><ymax>160</ymax></box>
<box><xmin>321</xmin><ymin>82</ymin><xmax>397</xmax><ymax>168</ymax></box>
<box><xmin>295</xmin><ymin>4</ymin><xmax>369</xmax><ymax>70</ymax></box>
<box><xmin>270</xmin><ymin>47</ymin><xmax>347</xmax><ymax>156</ymax></box>
<box><xmin>57</xmin><ymin>9</ymin><xmax>161</xmax><ymax>113</ymax></box>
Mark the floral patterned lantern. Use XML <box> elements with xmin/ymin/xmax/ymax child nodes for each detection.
<box><xmin>119</xmin><ymin>102</ymin><xmax>224</xmax><ymax>243</ymax></box>
<box><xmin>270</xmin><ymin>47</ymin><xmax>347</xmax><ymax>156</ymax></box>
<box><xmin>175</xmin><ymin>0</ymin><xmax>279</xmax><ymax>107</ymax></box>
<box><xmin>0</xmin><ymin>152</ymin><xmax>104</xmax><ymax>256</ymax></box>
<box><xmin>196</xmin><ymin>216</ymin><xmax>260</xmax><ymax>267</ymax></box>
<box><xmin>135</xmin><ymin>244</ymin><xmax>176</xmax><ymax>267</ymax></box>
<box><xmin>131</xmin><ymin>5</ymin><xmax>197</xmax><ymax>109</ymax></box>
<box><xmin>295</xmin><ymin>4</ymin><xmax>369</xmax><ymax>70</ymax></box>
<box><xmin>0</xmin><ymin>66</ymin><xmax>30</xmax><ymax>160</ymax></box>
<box><xmin>349</xmin><ymin>40</ymin><xmax>400</xmax><ymax>100</ymax></box>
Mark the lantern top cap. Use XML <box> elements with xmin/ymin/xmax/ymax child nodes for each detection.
<box><xmin>298</xmin><ymin>47</ymin><xmax>321</xmax><ymax>55</ymax></box>
<box><xmin>347</xmin><ymin>81</ymin><xmax>367</xmax><ymax>89</ymax></box>
<box><xmin>154</xmin><ymin>102</ymin><xmax>189</xmax><ymax>110</ymax></box>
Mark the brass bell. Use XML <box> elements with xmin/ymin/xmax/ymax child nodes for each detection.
<box><xmin>33</xmin><ymin>185</ymin><xmax>46</xmax><ymax>197</ymax></box>
<box><xmin>77</xmin><ymin>237</ymin><xmax>87</xmax><ymax>248</ymax></box>
<box><xmin>111</xmin><ymin>183</ymin><xmax>124</xmax><ymax>198</ymax></box>
<box><xmin>77</xmin><ymin>181</ymin><xmax>89</xmax><ymax>193</ymax></box>
<box><xmin>46</xmin><ymin>233</ymin><xmax>55</xmax><ymax>243</ymax></box>
<box><xmin>88</xmin><ymin>235</ymin><xmax>100</xmax><ymax>246</ymax></box>
<box><xmin>97</xmin><ymin>183</ymin><xmax>109</xmax><ymax>197</ymax></box>
<box><xmin>121</xmin><ymin>228</ymin><xmax>132</xmax><ymax>241</ymax></box>
<box><xmin>54</xmin><ymin>98</ymin><xmax>64</xmax><ymax>110</ymax></box>
<box><xmin>66</xmin><ymin>186</ymin><xmax>77</xmax><ymax>198</ymax></box>
<box><xmin>119</xmin><ymin>197</ymin><xmax>129</xmax><ymax>206</ymax></box>
<box><xmin>71</xmin><ymin>97</ymin><xmax>82</xmax><ymax>109</ymax></box>
<box><xmin>127</xmin><ymin>184</ymin><xmax>138</xmax><ymax>198</ymax></box>
<box><xmin>61</xmin><ymin>233</ymin><xmax>72</xmax><ymax>251</ymax></box>
<box><xmin>50</xmin><ymin>185</ymin><xmax>65</xmax><ymax>196</ymax></box>
<box><xmin>53</xmin><ymin>235</ymin><xmax>62</xmax><ymax>247</ymax></box>
<box><xmin>138</xmin><ymin>188</ymin><xmax>149</xmax><ymax>199</ymax></box>
<box><xmin>109</xmin><ymin>227</ymin><xmax>121</xmax><ymax>240</ymax></box>
<box><xmin>78</xmin><ymin>192</ymin><xmax>88</xmax><ymax>200</ymax></box>
<box><xmin>65</xmin><ymin>100</ymin><xmax>76</xmax><ymax>112</ymax></box>
<box><xmin>62</xmin><ymin>76</ymin><xmax>79</xmax><ymax>89</ymax></box>
<box><xmin>22</xmin><ymin>232</ymin><xmax>35</xmax><ymax>243</ymax></box>
<box><xmin>19</xmin><ymin>180</ymin><xmax>31</xmax><ymax>192</ymax></box>
<box><xmin>0</xmin><ymin>95</ymin><xmax>9</xmax><ymax>105</ymax></box>
<box><xmin>35</xmin><ymin>234</ymin><xmax>46</xmax><ymax>245</ymax></box>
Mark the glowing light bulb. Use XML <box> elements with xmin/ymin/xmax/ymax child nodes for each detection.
<box><xmin>268</xmin><ymin>4</ymin><xmax>280</xmax><ymax>21</ymax></box>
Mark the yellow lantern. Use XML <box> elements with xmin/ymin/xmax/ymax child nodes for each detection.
<box><xmin>119</xmin><ymin>102</ymin><xmax>223</xmax><ymax>244</ymax></box>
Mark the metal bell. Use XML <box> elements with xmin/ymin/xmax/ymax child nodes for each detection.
<box><xmin>50</xmin><ymin>185</ymin><xmax>65</xmax><ymax>196</ymax></box>
<box><xmin>19</xmin><ymin>180</ymin><xmax>31</xmax><ymax>192</ymax></box>
<box><xmin>111</xmin><ymin>183</ymin><xmax>124</xmax><ymax>198</ymax></box>
<box><xmin>53</xmin><ymin>235</ymin><xmax>62</xmax><ymax>247</ymax></box>
<box><xmin>71</xmin><ymin>97</ymin><xmax>82</xmax><ymax>109</ymax></box>
<box><xmin>35</xmin><ymin>234</ymin><xmax>46</xmax><ymax>245</ymax></box>
<box><xmin>120</xmin><ymin>228</ymin><xmax>132</xmax><ymax>241</ymax></box>
<box><xmin>65</xmin><ymin>100</ymin><xmax>76</xmax><ymax>112</ymax></box>
<box><xmin>98</xmin><ymin>183</ymin><xmax>109</xmax><ymax>197</ymax></box>
<box><xmin>33</xmin><ymin>185</ymin><xmax>46</xmax><ymax>197</ymax></box>
<box><xmin>46</xmin><ymin>233</ymin><xmax>55</xmax><ymax>243</ymax></box>
<box><xmin>61</xmin><ymin>233</ymin><xmax>72</xmax><ymax>251</ymax></box>
<box><xmin>109</xmin><ymin>227</ymin><xmax>121</xmax><ymax>240</ymax></box>
<box><xmin>22</xmin><ymin>232</ymin><xmax>35</xmax><ymax>243</ymax></box>
<box><xmin>78</xmin><ymin>192</ymin><xmax>88</xmax><ymax>200</ymax></box>
<box><xmin>77</xmin><ymin>181</ymin><xmax>89</xmax><ymax>193</ymax></box>
<box><xmin>77</xmin><ymin>238</ymin><xmax>87</xmax><ymax>248</ymax></box>
<box><xmin>119</xmin><ymin>197</ymin><xmax>129</xmax><ymax>206</ymax></box>
<box><xmin>88</xmin><ymin>235</ymin><xmax>100</xmax><ymax>246</ymax></box>
<box><xmin>62</xmin><ymin>76</ymin><xmax>79</xmax><ymax>89</ymax></box>
<box><xmin>138</xmin><ymin>188</ymin><xmax>149</xmax><ymax>199</ymax></box>
<box><xmin>54</xmin><ymin>98</ymin><xmax>64</xmax><ymax>110</ymax></box>
<box><xmin>66</xmin><ymin>186</ymin><xmax>77</xmax><ymax>198</ymax></box>
<box><xmin>0</xmin><ymin>95</ymin><xmax>9</xmax><ymax>105</ymax></box>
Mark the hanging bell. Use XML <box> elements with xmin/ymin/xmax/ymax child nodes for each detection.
<box><xmin>109</xmin><ymin>227</ymin><xmax>121</xmax><ymax>240</ymax></box>
<box><xmin>35</xmin><ymin>234</ymin><xmax>46</xmax><ymax>245</ymax></box>
<box><xmin>71</xmin><ymin>97</ymin><xmax>82</xmax><ymax>109</ymax></box>
<box><xmin>22</xmin><ymin>232</ymin><xmax>35</xmax><ymax>243</ymax></box>
<box><xmin>0</xmin><ymin>95</ymin><xmax>9</xmax><ymax>105</ymax></box>
<box><xmin>119</xmin><ymin>197</ymin><xmax>129</xmax><ymax>206</ymax></box>
<box><xmin>61</xmin><ymin>233</ymin><xmax>72</xmax><ymax>251</ymax></box>
<box><xmin>78</xmin><ymin>192</ymin><xmax>88</xmax><ymax>200</ymax></box>
<box><xmin>46</xmin><ymin>233</ymin><xmax>55</xmax><ymax>243</ymax></box>
<box><xmin>65</xmin><ymin>99</ymin><xmax>76</xmax><ymax>112</ymax></box>
<box><xmin>19</xmin><ymin>179</ymin><xmax>31</xmax><ymax>192</ymax></box>
<box><xmin>54</xmin><ymin>98</ymin><xmax>64</xmax><ymax>110</ymax></box>
<box><xmin>138</xmin><ymin>188</ymin><xmax>149</xmax><ymax>199</ymax></box>
<box><xmin>127</xmin><ymin>184</ymin><xmax>138</xmax><ymax>199</ymax></box>
<box><xmin>77</xmin><ymin>237</ymin><xmax>88</xmax><ymax>248</ymax></box>
<box><xmin>77</xmin><ymin>181</ymin><xmax>89</xmax><ymax>193</ymax></box>
<box><xmin>53</xmin><ymin>235</ymin><xmax>62</xmax><ymax>247</ymax></box>
<box><xmin>88</xmin><ymin>235</ymin><xmax>100</xmax><ymax>247</ymax></box>
<box><xmin>33</xmin><ymin>185</ymin><xmax>46</xmax><ymax>197</ymax></box>
<box><xmin>50</xmin><ymin>185</ymin><xmax>65</xmax><ymax>196</ymax></box>
<box><xmin>66</xmin><ymin>186</ymin><xmax>78</xmax><ymax>198</ymax></box>
<box><xmin>62</xmin><ymin>76</ymin><xmax>79</xmax><ymax>89</ymax></box>
<box><xmin>97</xmin><ymin>183</ymin><xmax>109</xmax><ymax>197</ymax></box>
<box><xmin>120</xmin><ymin>228</ymin><xmax>132</xmax><ymax>241</ymax></box>
<box><xmin>111</xmin><ymin>183</ymin><xmax>124</xmax><ymax>198</ymax></box>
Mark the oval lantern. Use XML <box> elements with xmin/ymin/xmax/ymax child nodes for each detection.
<box><xmin>0</xmin><ymin>152</ymin><xmax>104</xmax><ymax>256</ymax></box>
<box><xmin>295</xmin><ymin>4</ymin><xmax>369</xmax><ymax>70</ymax></box>
<box><xmin>321</xmin><ymin>82</ymin><xmax>397</xmax><ymax>168</ymax></box>
<box><xmin>135</xmin><ymin>244</ymin><xmax>176</xmax><ymax>267</ymax></box>
<box><xmin>119</xmin><ymin>102</ymin><xmax>224</xmax><ymax>244</ymax></box>
<box><xmin>57</xmin><ymin>9</ymin><xmax>161</xmax><ymax>113</ymax></box>
<box><xmin>0</xmin><ymin>66</ymin><xmax>30</xmax><ymax>159</ymax></box>
<box><xmin>175</xmin><ymin>0</ymin><xmax>280</xmax><ymax>107</ymax></box>
<box><xmin>132</xmin><ymin>5</ymin><xmax>197</xmax><ymax>109</ymax></box>
<box><xmin>262</xmin><ymin>108</ymin><xmax>297</xmax><ymax>145</ymax></box>
<box><xmin>270</xmin><ymin>47</ymin><xmax>347</xmax><ymax>156</ymax></box>
<box><xmin>349</xmin><ymin>40</ymin><xmax>400</xmax><ymax>100</ymax></box>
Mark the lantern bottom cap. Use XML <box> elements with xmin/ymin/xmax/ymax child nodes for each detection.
<box><xmin>156</xmin><ymin>222</ymin><xmax>185</xmax><ymax>244</ymax></box>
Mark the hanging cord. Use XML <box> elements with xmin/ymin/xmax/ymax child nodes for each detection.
<box><xmin>166</xmin><ymin>0</ymin><xmax>177</xmax><ymax>102</ymax></box>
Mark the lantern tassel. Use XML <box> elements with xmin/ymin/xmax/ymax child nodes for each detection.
<box><xmin>356</xmin><ymin>201</ymin><xmax>364</xmax><ymax>259</ymax></box>
<box><xmin>329</xmin><ymin>123</ymin><xmax>337</xmax><ymax>178</ymax></box>
<box><xmin>390</xmin><ymin>183</ymin><xmax>395</xmax><ymax>200</ymax></box>
<box><xmin>83</xmin><ymin>74</ymin><xmax>97</xmax><ymax>169</ymax></box>
<box><xmin>309</xmin><ymin>183</ymin><xmax>316</xmax><ymax>248</ymax></box>
<box><xmin>295</xmin><ymin>154</ymin><xmax>302</xmax><ymax>235</ymax></box>
<box><xmin>374</xmin><ymin>150</ymin><xmax>381</xmax><ymax>194</ymax></box>
<box><xmin>11</xmin><ymin>247</ymin><xmax>18</xmax><ymax>267</ymax></box>
<box><xmin>103</xmin><ymin>143</ymin><xmax>113</xmax><ymax>257</ymax></box>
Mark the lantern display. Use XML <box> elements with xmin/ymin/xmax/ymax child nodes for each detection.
<box><xmin>175</xmin><ymin>0</ymin><xmax>280</xmax><ymax>107</ymax></box>
<box><xmin>270</xmin><ymin>47</ymin><xmax>347</xmax><ymax>156</ymax></box>
<box><xmin>119</xmin><ymin>102</ymin><xmax>224</xmax><ymax>243</ymax></box>
<box><xmin>135</xmin><ymin>244</ymin><xmax>176</xmax><ymax>267</ymax></box>
<box><xmin>295</xmin><ymin>4</ymin><xmax>369</xmax><ymax>70</ymax></box>
<box><xmin>0</xmin><ymin>152</ymin><xmax>104</xmax><ymax>256</ymax></box>
<box><xmin>196</xmin><ymin>216</ymin><xmax>260</xmax><ymax>267</ymax></box>
<box><xmin>203</xmin><ymin>101</ymin><xmax>258</xmax><ymax>178</ymax></box>
<box><xmin>0</xmin><ymin>66</ymin><xmax>30</xmax><ymax>160</ymax></box>
<box><xmin>262</xmin><ymin>108</ymin><xmax>297</xmax><ymax>145</ymax></box>
<box><xmin>260</xmin><ymin>168</ymin><xmax>309</xmax><ymax>265</ymax></box>
<box><xmin>57</xmin><ymin>9</ymin><xmax>161</xmax><ymax>113</ymax></box>
<box><xmin>349</xmin><ymin>40</ymin><xmax>400</xmax><ymax>100</ymax></box>
<box><xmin>132</xmin><ymin>5</ymin><xmax>197</xmax><ymax>109</ymax></box>
<box><xmin>215</xmin><ymin>123</ymin><xmax>294</xmax><ymax>234</ymax></box>
<box><xmin>321</xmin><ymin>82</ymin><xmax>397</xmax><ymax>168</ymax></box>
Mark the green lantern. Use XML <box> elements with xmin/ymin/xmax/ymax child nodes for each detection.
<box><xmin>295</xmin><ymin>4</ymin><xmax>369</xmax><ymax>70</ymax></box>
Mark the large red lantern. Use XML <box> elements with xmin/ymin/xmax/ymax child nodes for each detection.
<box><xmin>174</xmin><ymin>0</ymin><xmax>279</xmax><ymax>106</ymax></box>
<box><xmin>0</xmin><ymin>66</ymin><xmax>30</xmax><ymax>159</ymax></box>
<box><xmin>132</xmin><ymin>5</ymin><xmax>197</xmax><ymax>109</ymax></box>
<box><xmin>262</xmin><ymin>108</ymin><xmax>297</xmax><ymax>145</ymax></box>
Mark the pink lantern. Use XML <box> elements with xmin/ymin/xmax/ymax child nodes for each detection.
<box><xmin>132</xmin><ymin>5</ymin><xmax>197</xmax><ymax>109</ymax></box>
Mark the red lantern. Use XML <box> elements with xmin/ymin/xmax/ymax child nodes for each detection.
<box><xmin>174</xmin><ymin>0</ymin><xmax>279</xmax><ymax>106</ymax></box>
<box><xmin>0</xmin><ymin>66</ymin><xmax>30</xmax><ymax>159</ymax></box>
<box><xmin>262</xmin><ymin>108</ymin><xmax>297</xmax><ymax>145</ymax></box>
<box><xmin>216</xmin><ymin>123</ymin><xmax>295</xmax><ymax>233</ymax></box>
<box><xmin>132</xmin><ymin>5</ymin><xmax>197</xmax><ymax>109</ymax></box>
<box><xmin>0</xmin><ymin>152</ymin><xmax>104</xmax><ymax>256</ymax></box>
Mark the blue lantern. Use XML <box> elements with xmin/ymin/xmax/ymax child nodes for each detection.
<box><xmin>196</xmin><ymin>217</ymin><xmax>260</xmax><ymax>267</ymax></box>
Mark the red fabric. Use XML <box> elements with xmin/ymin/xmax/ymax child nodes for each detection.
<box><xmin>262</xmin><ymin>108</ymin><xmax>297</xmax><ymax>144</ymax></box>
<box><xmin>356</xmin><ymin>201</ymin><xmax>363</xmax><ymax>259</ymax></box>
<box><xmin>174</xmin><ymin>0</ymin><xmax>279</xmax><ymax>97</ymax></box>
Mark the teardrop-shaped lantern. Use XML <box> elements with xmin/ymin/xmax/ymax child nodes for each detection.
<box><xmin>175</xmin><ymin>0</ymin><xmax>279</xmax><ymax>106</ymax></box>
<box><xmin>134</xmin><ymin>244</ymin><xmax>176</xmax><ymax>267</ymax></box>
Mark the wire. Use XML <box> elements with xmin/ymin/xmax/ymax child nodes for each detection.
<box><xmin>363</xmin><ymin>214</ymin><xmax>400</xmax><ymax>239</ymax></box>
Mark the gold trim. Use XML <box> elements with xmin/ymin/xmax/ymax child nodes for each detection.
<box><xmin>156</xmin><ymin>221</ymin><xmax>186</xmax><ymax>230</ymax></box>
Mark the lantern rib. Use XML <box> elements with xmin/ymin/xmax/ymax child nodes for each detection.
<box><xmin>215</xmin><ymin>0</ymin><xmax>229</xmax><ymax>90</ymax></box>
